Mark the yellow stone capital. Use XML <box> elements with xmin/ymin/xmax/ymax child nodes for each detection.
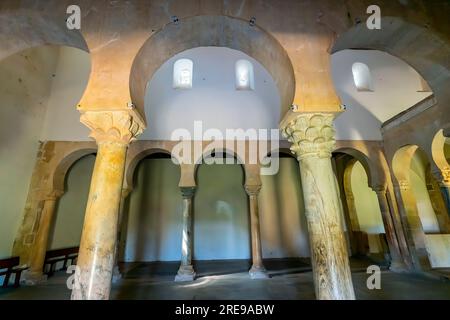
<box><xmin>397</xmin><ymin>180</ymin><xmax>410</xmax><ymax>191</ymax></box>
<box><xmin>42</xmin><ymin>190</ymin><xmax>64</xmax><ymax>201</ymax></box>
<box><xmin>121</xmin><ymin>188</ymin><xmax>133</xmax><ymax>199</ymax></box>
<box><xmin>280</xmin><ymin>112</ymin><xmax>336</xmax><ymax>160</ymax></box>
<box><xmin>432</xmin><ymin>168</ymin><xmax>450</xmax><ymax>187</ymax></box>
<box><xmin>80</xmin><ymin>110</ymin><xmax>145</xmax><ymax>145</ymax></box>
<box><xmin>245</xmin><ymin>184</ymin><xmax>262</xmax><ymax>196</ymax></box>
<box><xmin>372</xmin><ymin>185</ymin><xmax>387</xmax><ymax>194</ymax></box>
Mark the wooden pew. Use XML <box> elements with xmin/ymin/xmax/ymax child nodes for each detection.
<box><xmin>44</xmin><ymin>247</ymin><xmax>79</xmax><ymax>277</ymax></box>
<box><xmin>0</xmin><ymin>257</ymin><xmax>28</xmax><ymax>288</ymax></box>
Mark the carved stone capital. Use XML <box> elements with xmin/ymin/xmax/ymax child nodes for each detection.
<box><xmin>43</xmin><ymin>190</ymin><xmax>64</xmax><ymax>201</ymax></box>
<box><xmin>372</xmin><ymin>185</ymin><xmax>386</xmax><ymax>194</ymax></box>
<box><xmin>280</xmin><ymin>113</ymin><xmax>336</xmax><ymax>160</ymax></box>
<box><xmin>80</xmin><ymin>110</ymin><xmax>145</xmax><ymax>145</ymax></box>
<box><xmin>121</xmin><ymin>188</ymin><xmax>133</xmax><ymax>199</ymax></box>
<box><xmin>180</xmin><ymin>187</ymin><xmax>196</xmax><ymax>199</ymax></box>
<box><xmin>397</xmin><ymin>180</ymin><xmax>410</xmax><ymax>191</ymax></box>
<box><xmin>245</xmin><ymin>184</ymin><xmax>262</xmax><ymax>196</ymax></box>
<box><xmin>432</xmin><ymin>168</ymin><xmax>450</xmax><ymax>187</ymax></box>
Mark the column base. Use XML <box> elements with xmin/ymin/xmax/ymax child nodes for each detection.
<box><xmin>112</xmin><ymin>265</ymin><xmax>122</xmax><ymax>283</ymax></box>
<box><xmin>175</xmin><ymin>265</ymin><xmax>196</xmax><ymax>282</ymax></box>
<box><xmin>21</xmin><ymin>270</ymin><xmax>48</xmax><ymax>286</ymax></box>
<box><xmin>249</xmin><ymin>265</ymin><xmax>270</xmax><ymax>279</ymax></box>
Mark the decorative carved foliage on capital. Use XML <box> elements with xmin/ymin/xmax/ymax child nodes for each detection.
<box><xmin>245</xmin><ymin>184</ymin><xmax>262</xmax><ymax>196</ymax></box>
<box><xmin>121</xmin><ymin>188</ymin><xmax>133</xmax><ymax>199</ymax></box>
<box><xmin>80</xmin><ymin>111</ymin><xmax>144</xmax><ymax>145</ymax></box>
<box><xmin>41</xmin><ymin>189</ymin><xmax>64</xmax><ymax>201</ymax></box>
<box><xmin>397</xmin><ymin>180</ymin><xmax>410</xmax><ymax>191</ymax></box>
<box><xmin>432</xmin><ymin>167</ymin><xmax>450</xmax><ymax>187</ymax></box>
<box><xmin>281</xmin><ymin>113</ymin><xmax>336</xmax><ymax>160</ymax></box>
<box><xmin>372</xmin><ymin>185</ymin><xmax>386</xmax><ymax>194</ymax></box>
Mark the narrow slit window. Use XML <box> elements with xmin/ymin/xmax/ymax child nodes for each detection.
<box><xmin>235</xmin><ymin>59</ymin><xmax>254</xmax><ymax>90</ymax></box>
<box><xmin>352</xmin><ymin>62</ymin><xmax>374</xmax><ymax>92</ymax></box>
<box><xmin>173</xmin><ymin>59</ymin><xmax>193</xmax><ymax>89</ymax></box>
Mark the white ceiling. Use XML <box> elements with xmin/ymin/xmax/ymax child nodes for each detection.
<box><xmin>332</xmin><ymin>49</ymin><xmax>432</xmax><ymax>140</ymax></box>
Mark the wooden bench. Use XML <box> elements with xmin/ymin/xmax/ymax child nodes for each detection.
<box><xmin>0</xmin><ymin>257</ymin><xmax>28</xmax><ymax>288</ymax></box>
<box><xmin>44</xmin><ymin>247</ymin><xmax>79</xmax><ymax>277</ymax></box>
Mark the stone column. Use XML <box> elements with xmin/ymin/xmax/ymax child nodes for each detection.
<box><xmin>281</xmin><ymin>112</ymin><xmax>355</xmax><ymax>300</ymax></box>
<box><xmin>175</xmin><ymin>187</ymin><xmax>196</xmax><ymax>281</ymax></box>
<box><xmin>432</xmin><ymin>168</ymin><xmax>450</xmax><ymax>215</ymax></box>
<box><xmin>23</xmin><ymin>190</ymin><xmax>63</xmax><ymax>284</ymax></box>
<box><xmin>112</xmin><ymin>188</ymin><xmax>132</xmax><ymax>282</ymax></box>
<box><xmin>245</xmin><ymin>184</ymin><xmax>269</xmax><ymax>279</ymax></box>
<box><xmin>71</xmin><ymin>111</ymin><xmax>143</xmax><ymax>300</ymax></box>
<box><xmin>393</xmin><ymin>180</ymin><xmax>431</xmax><ymax>271</ymax></box>
<box><xmin>372</xmin><ymin>186</ymin><xmax>405</xmax><ymax>271</ymax></box>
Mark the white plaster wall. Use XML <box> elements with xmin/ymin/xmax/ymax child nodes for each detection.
<box><xmin>48</xmin><ymin>154</ymin><xmax>95</xmax><ymax>250</ymax></box>
<box><xmin>425</xmin><ymin>234</ymin><xmax>450</xmax><ymax>268</ymax></box>
<box><xmin>351</xmin><ymin>161</ymin><xmax>385</xmax><ymax>235</ymax></box>
<box><xmin>123</xmin><ymin>158</ymin><xmax>310</xmax><ymax>261</ymax></box>
<box><xmin>141</xmin><ymin>47</ymin><xmax>281</xmax><ymax>140</ymax></box>
<box><xmin>123</xmin><ymin>158</ymin><xmax>183</xmax><ymax>262</ymax></box>
<box><xmin>0</xmin><ymin>46</ymin><xmax>58</xmax><ymax>258</ymax></box>
<box><xmin>193</xmin><ymin>163</ymin><xmax>250</xmax><ymax>260</ymax></box>
<box><xmin>31</xmin><ymin>47</ymin><xmax>435</xmax><ymax>143</ymax></box>
<box><xmin>40</xmin><ymin>47</ymin><xmax>91</xmax><ymax>141</ymax></box>
<box><xmin>332</xmin><ymin>50</ymin><xmax>433</xmax><ymax>140</ymax></box>
<box><xmin>260</xmin><ymin>157</ymin><xmax>310</xmax><ymax>258</ymax></box>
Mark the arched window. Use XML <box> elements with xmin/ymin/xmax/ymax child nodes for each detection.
<box><xmin>352</xmin><ymin>62</ymin><xmax>374</xmax><ymax>92</ymax></box>
<box><xmin>235</xmin><ymin>59</ymin><xmax>254</xmax><ymax>90</ymax></box>
<box><xmin>173</xmin><ymin>59</ymin><xmax>193</xmax><ymax>89</ymax></box>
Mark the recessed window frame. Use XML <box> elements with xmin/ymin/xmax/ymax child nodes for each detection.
<box><xmin>352</xmin><ymin>62</ymin><xmax>374</xmax><ymax>92</ymax></box>
<box><xmin>235</xmin><ymin>59</ymin><xmax>255</xmax><ymax>91</ymax></box>
<box><xmin>173</xmin><ymin>58</ymin><xmax>193</xmax><ymax>89</ymax></box>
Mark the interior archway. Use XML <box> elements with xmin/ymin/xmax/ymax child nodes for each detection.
<box><xmin>391</xmin><ymin>145</ymin><xmax>450</xmax><ymax>269</ymax></box>
<box><xmin>333</xmin><ymin>153</ymin><xmax>389</xmax><ymax>263</ymax></box>
<box><xmin>140</xmin><ymin>46</ymin><xmax>281</xmax><ymax>140</ymax></box>
<box><xmin>123</xmin><ymin>152</ymin><xmax>181</xmax><ymax>262</ymax></box>
<box><xmin>130</xmin><ymin>15</ymin><xmax>295</xmax><ymax>124</ymax></box>
<box><xmin>48</xmin><ymin>154</ymin><xmax>96</xmax><ymax>253</ymax></box>
<box><xmin>0</xmin><ymin>44</ymin><xmax>91</xmax><ymax>258</ymax></box>
<box><xmin>194</xmin><ymin>153</ymin><xmax>249</xmax><ymax>269</ymax></box>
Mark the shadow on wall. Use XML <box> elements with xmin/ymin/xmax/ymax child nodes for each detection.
<box><xmin>48</xmin><ymin>154</ymin><xmax>96</xmax><ymax>250</ymax></box>
<box><xmin>0</xmin><ymin>45</ymin><xmax>91</xmax><ymax>258</ymax></box>
<box><xmin>260</xmin><ymin>156</ymin><xmax>310</xmax><ymax>258</ymax></box>
<box><xmin>125</xmin><ymin>156</ymin><xmax>182</xmax><ymax>262</ymax></box>
<box><xmin>194</xmin><ymin>162</ymin><xmax>250</xmax><ymax>261</ymax></box>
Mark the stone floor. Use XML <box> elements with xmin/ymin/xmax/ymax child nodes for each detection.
<box><xmin>1</xmin><ymin>258</ymin><xmax>449</xmax><ymax>300</ymax></box>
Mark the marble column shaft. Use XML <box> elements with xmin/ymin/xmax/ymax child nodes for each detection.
<box><xmin>112</xmin><ymin>188</ymin><xmax>132</xmax><ymax>282</ymax></box>
<box><xmin>71</xmin><ymin>111</ymin><xmax>143</xmax><ymax>300</ymax></box>
<box><xmin>25</xmin><ymin>191</ymin><xmax>63</xmax><ymax>283</ymax></box>
<box><xmin>373</xmin><ymin>186</ymin><xmax>405</xmax><ymax>270</ymax></box>
<box><xmin>393</xmin><ymin>180</ymin><xmax>431</xmax><ymax>271</ymax></box>
<box><xmin>281</xmin><ymin>112</ymin><xmax>355</xmax><ymax>300</ymax></box>
<box><xmin>175</xmin><ymin>187</ymin><xmax>196</xmax><ymax>281</ymax></box>
<box><xmin>245</xmin><ymin>184</ymin><xmax>268</xmax><ymax>279</ymax></box>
